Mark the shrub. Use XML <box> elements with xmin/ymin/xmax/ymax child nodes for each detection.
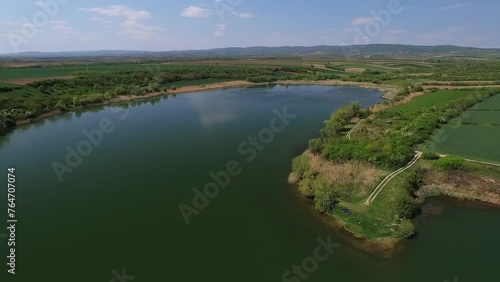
<box><xmin>0</xmin><ymin>87</ymin><xmax>15</xmax><ymax>93</ymax></box>
<box><xmin>291</xmin><ymin>155</ymin><xmax>309</xmax><ymax>179</ymax></box>
<box><xmin>396</xmin><ymin>219</ymin><xmax>415</xmax><ymax>239</ymax></box>
<box><xmin>298</xmin><ymin>177</ymin><xmax>315</xmax><ymax>198</ymax></box>
<box><xmin>308</xmin><ymin>138</ymin><xmax>323</xmax><ymax>154</ymax></box>
<box><xmin>3</xmin><ymin>118</ymin><xmax>16</xmax><ymax>128</ymax></box>
<box><xmin>405</xmin><ymin>170</ymin><xmax>422</xmax><ymax>194</ymax></box>
<box><xmin>129</xmin><ymin>85</ymin><xmax>146</xmax><ymax>96</ymax></box>
<box><xmin>413</xmin><ymin>85</ymin><xmax>424</xmax><ymax>92</ymax></box>
<box><xmin>314</xmin><ymin>190</ymin><xmax>338</xmax><ymax>214</ymax></box>
<box><xmin>398</xmin><ymin>197</ymin><xmax>420</xmax><ymax>218</ymax></box>
<box><xmin>422</xmin><ymin>151</ymin><xmax>440</xmax><ymax>160</ymax></box>
<box><xmin>397</xmin><ymin>87</ymin><xmax>411</xmax><ymax>96</ymax></box>
<box><xmin>246</xmin><ymin>75</ymin><xmax>276</xmax><ymax>83</ymax></box>
<box><xmin>434</xmin><ymin>156</ymin><xmax>465</xmax><ymax>171</ymax></box>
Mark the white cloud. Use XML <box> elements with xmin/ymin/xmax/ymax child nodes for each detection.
<box><xmin>49</xmin><ymin>20</ymin><xmax>67</xmax><ymax>25</ymax></box>
<box><xmin>120</xmin><ymin>20</ymin><xmax>162</xmax><ymax>39</ymax></box>
<box><xmin>213</xmin><ymin>23</ymin><xmax>227</xmax><ymax>37</ymax></box>
<box><xmin>80</xmin><ymin>5</ymin><xmax>161</xmax><ymax>39</ymax></box>
<box><xmin>90</xmin><ymin>17</ymin><xmax>114</xmax><ymax>24</ymax></box>
<box><xmin>48</xmin><ymin>20</ymin><xmax>72</xmax><ymax>31</ymax></box>
<box><xmin>180</xmin><ymin>5</ymin><xmax>252</xmax><ymax>19</ymax></box>
<box><xmin>351</xmin><ymin>17</ymin><xmax>380</xmax><ymax>25</ymax></box>
<box><xmin>387</xmin><ymin>29</ymin><xmax>408</xmax><ymax>34</ymax></box>
<box><xmin>436</xmin><ymin>3</ymin><xmax>468</xmax><ymax>11</ymax></box>
<box><xmin>0</xmin><ymin>21</ymin><xmax>20</xmax><ymax>26</ymax></box>
<box><xmin>51</xmin><ymin>25</ymin><xmax>72</xmax><ymax>31</ymax></box>
<box><xmin>181</xmin><ymin>6</ymin><xmax>212</xmax><ymax>18</ymax></box>
<box><xmin>79</xmin><ymin>5</ymin><xmax>151</xmax><ymax>20</ymax></box>
<box><xmin>34</xmin><ymin>1</ymin><xmax>45</xmax><ymax>7</ymax></box>
<box><xmin>231</xmin><ymin>12</ymin><xmax>254</xmax><ymax>18</ymax></box>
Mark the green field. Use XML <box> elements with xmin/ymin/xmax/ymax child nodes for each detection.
<box><xmin>432</xmin><ymin>125</ymin><xmax>500</xmax><ymax>162</ymax></box>
<box><xmin>0</xmin><ymin>82</ymin><xmax>19</xmax><ymax>87</ymax></box>
<box><xmin>432</xmin><ymin>93</ymin><xmax>500</xmax><ymax>163</ymax></box>
<box><xmin>387</xmin><ymin>89</ymin><xmax>480</xmax><ymax>114</ymax></box>
<box><xmin>461</xmin><ymin>111</ymin><xmax>500</xmax><ymax>124</ymax></box>
<box><xmin>333</xmin><ymin>63</ymin><xmax>399</xmax><ymax>72</ymax></box>
<box><xmin>0</xmin><ymin>64</ymin><xmax>215</xmax><ymax>80</ymax></box>
<box><xmin>471</xmin><ymin>94</ymin><xmax>500</xmax><ymax>110</ymax></box>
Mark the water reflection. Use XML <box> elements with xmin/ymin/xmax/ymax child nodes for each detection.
<box><xmin>188</xmin><ymin>93</ymin><xmax>237</xmax><ymax>127</ymax></box>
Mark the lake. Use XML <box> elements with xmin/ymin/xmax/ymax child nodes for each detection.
<box><xmin>1</xmin><ymin>85</ymin><xmax>499</xmax><ymax>282</ymax></box>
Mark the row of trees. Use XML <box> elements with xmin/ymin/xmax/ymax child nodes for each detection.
<box><xmin>0</xmin><ymin>65</ymin><xmax>318</xmax><ymax>134</ymax></box>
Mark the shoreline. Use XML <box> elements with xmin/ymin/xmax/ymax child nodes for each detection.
<box><xmin>324</xmin><ymin>212</ymin><xmax>403</xmax><ymax>258</ymax></box>
<box><xmin>13</xmin><ymin>79</ymin><xmax>397</xmax><ymax>130</ymax></box>
<box><xmin>294</xmin><ymin>170</ymin><xmax>500</xmax><ymax>257</ymax></box>
<box><xmin>110</xmin><ymin>79</ymin><xmax>398</xmax><ymax>103</ymax></box>
<box><xmin>294</xmin><ymin>190</ymin><xmax>402</xmax><ymax>258</ymax></box>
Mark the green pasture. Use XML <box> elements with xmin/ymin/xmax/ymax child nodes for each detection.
<box><xmin>432</xmin><ymin>125</ymin><xmax>500</xmax><ymax>163</ymax></box>
<box><xmin>387</xmin><ymin>90</ymin><xmax>479</xmax><ymax>113</ymax></box>
<box><xmin>471</xmin><ymin>94</ymin><xmax>500</xmax><ymax>110</ymax></box>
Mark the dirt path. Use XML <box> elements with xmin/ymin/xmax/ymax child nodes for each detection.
<box><xmin>438</xmin><ymin>154</ymin><xmax>500</xmax><ymax>167</ymax></box>
<box><xmin>365</xmin><ymin>152</ymin><xmax>422</xmax><ymax>205</ymax></box>
<box><xmin>464</xmin><ymin>159</ymin><xmax>500</xmax><ymax>167</ymax></box>
<box><xmin>370</xmin><ymin>91</ymin><xmax>425</xmax><ymax>113</ymax></box>
<box><xmin>423</xmin><ymin>85</ymin><xmax>500</xmax><ymax>90</ymax></box>
<box><xmin>312</xmin><ymin>64</ymin><xmax>337</xmax><ymax>72</ymax></box>
<box><xmin>346</xmin><ymin>120</ymin><xmax>364</xmax><ymax>140</ymax></box>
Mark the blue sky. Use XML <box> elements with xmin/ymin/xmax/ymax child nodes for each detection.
<box><xmin>0</xmin><ymin>0</ymin><xmax>499</xmax><ymax>53</ymax></box>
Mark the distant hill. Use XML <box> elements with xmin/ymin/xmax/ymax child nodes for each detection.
<box><xmin>1</xmin><ymin>44</ymin><xmax>499</xmax><ymax>58</ymax></box>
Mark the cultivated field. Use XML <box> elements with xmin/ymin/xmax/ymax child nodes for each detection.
<box><xmin>386</xmin><ymin>89</ymin><xmax>480</xmax><ymax>114</ymax></box>
<box><xmin>432</xmin><ymin>93</ymin><xmax>500</xmax><ymax>163</ymax></box>
<box><xmin>461</xmin><ymin>111</ymin><xmax>500</xmax><ymax>124</ymax></box>
<box><xmin>471</xmin><ymin>94</ymin><xmax>500</xmax><ymax>110</ymax></box>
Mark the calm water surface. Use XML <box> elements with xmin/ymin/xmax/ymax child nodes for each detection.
<box><xmin>1</xmin><ymin>85</ymin><xmax>499</xmax><ymax>282</ymax></box>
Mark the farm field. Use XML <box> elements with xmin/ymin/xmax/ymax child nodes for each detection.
<box><xmin>0</xmin><ymin>63</ymin><xmax>216</xmax><ymax>81</ymax></box>
<box><xmin>431</xmin><ymin>93</ymin><xmax>500</xmax><ymax>163</ymax></box>
<box><xmin>460</xmin><ymin>111</ymin><xmax>500</xmax><ymax>124</ymax></box>
<box><xmin>386</xmin><ymin>89</ymin><xmax>480</xmax><ymax>114</ymax></box>
<box><xmin>432</xmin><ymin>125</ymin><xmax>500</xmax><ymax>163</ymax></box>
<box><xmin>471</xmin><ymin>93</ymin><xmax>500</xmax><ymax>109</ymax></box>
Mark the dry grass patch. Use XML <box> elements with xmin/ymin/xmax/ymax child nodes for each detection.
<box><xmin>345</xmin><ymin>68</ymin><xmax>366</xmax><ymax>73</ymax></box>
<box><xmin>419</xmin><ymin>169</ymin><xmax>500</xmax><ymax>205</ymax></box>
<box><xmin>300</xmin><ymin>151</ymin><xmax>384</xmax><ymax>198</ymax></box>
<box><xmin>370</xmin><ymin>91</ymin><xmax>425</xmax><ymax>113</ymax></box>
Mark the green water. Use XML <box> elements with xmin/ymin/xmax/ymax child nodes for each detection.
<box><xmin>0</xmin><ymin>85</ymin><xmax>499</xmax><ymax>282</ymax></box>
